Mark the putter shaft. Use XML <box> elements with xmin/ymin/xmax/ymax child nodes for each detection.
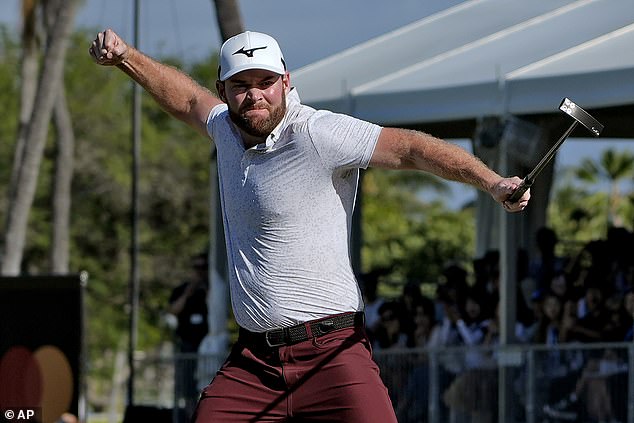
<box><xmin>507</xmin><ymin>121</ymin><xmax>578</xmax><ymax>203</ymax></box>
<box><xmin>507</xmin><ymin>98</ymin><xmax>603</xmax><ymax>204</ymax></box>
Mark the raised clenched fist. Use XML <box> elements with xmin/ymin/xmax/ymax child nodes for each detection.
<box><xmin>89</xmin><ymin>28</ymin><xmax>130</xmax><ymax>66</ymax></box>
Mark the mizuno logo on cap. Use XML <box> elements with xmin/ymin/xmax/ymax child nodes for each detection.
<box><xmin>233</xmin><ymin>46</ymin><xmax>267</xmax><ymax>58</ymax></box>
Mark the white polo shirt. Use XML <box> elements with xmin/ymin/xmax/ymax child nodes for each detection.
<box><xmin>206</xmin><ymin>88</ymin><xmax>382</xmax><ymax>332</ymax></box>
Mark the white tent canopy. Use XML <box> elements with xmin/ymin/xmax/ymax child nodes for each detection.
<box><xmin>290</xmin><ymin>0</ymin><xmax>634</xmax><ymax>356</ymax></box>
<box><xmin>292</xmin><ymin>0</ymin><xmax>634</xmax><ymax>136</ymax></box>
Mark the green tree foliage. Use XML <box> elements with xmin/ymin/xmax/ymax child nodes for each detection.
<box><xmin>3</xmin><ymin>26</ymin><xmax>479</xmax><ymax>375</ymax></box>
<box><xmin>548</xmin><ymin>149</ymin><xmax>634</xmax><ymax>255</ymax></box>
<box><xmin>0</xmin><ymin>28</ymin><xmax>20</xmax><ymax>221</ymax></box>
<box><xmin>361</xmin><ymin>167</ymin><xmax>475</xmax><ymax>294</ymax></box>
<box><xmin>574</xmin><ymin>149</ymin><xmax>634</xmax><ymax>228</ymax></box>
<box><xmin>66</xmin><ymin>31</ymin><xmax>219</xmax><ymax>346</ymax></box>
<box><xmin>547</xmin><ymin>184</ymin><xmax>611</xmax><ymax>254</ymax></box>
<box><xmin>2</xmin><ymin>26</ymin><xmax>221</xmax><ymax>402</ymax></box>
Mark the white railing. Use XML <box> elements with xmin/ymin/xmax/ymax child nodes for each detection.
<box><xmin>132</xmin><ymin>342</ymin><xmax>634</xmax><ymax>423</ymax></box>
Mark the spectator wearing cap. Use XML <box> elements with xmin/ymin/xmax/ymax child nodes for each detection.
<box><xmin>168</xmin><ymin>252</ymin><xmax>209</xmax><ymax>417</ymax></box>
<box><xmin>360</xmin><ymin>269</ymin><xmax>388</xmax><ymax>345</ymax></box>
<box><xmin>168</xmin><ymin>252</ymin><xmax>210</xmax><ymax>353</ymax></box>
<box><xmin>373</xmin><ymin>301</ymin><xmax>407</xmax><ymax>350</ymax></box>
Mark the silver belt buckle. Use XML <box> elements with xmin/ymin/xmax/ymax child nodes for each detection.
<box><xmin>265</xmin><ymin>330</ymin><xmax>285</xmax><ymax>347</ymax></box>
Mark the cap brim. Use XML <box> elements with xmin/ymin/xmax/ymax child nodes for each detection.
<box><xmin>220</xmin><ymin>64</ymin><xmax>285</xmax><ymax>81</ymax></box>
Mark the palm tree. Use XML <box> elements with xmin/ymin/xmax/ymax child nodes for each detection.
<box><xmin>1</xmin><ymin>0</ymin><xmax>80</xmax><ymax>275</ymax></box>
<box><xmin>212</xmin><ymin>0</ymin><xmax>244</xmax><ymax>41</ymax></box>
<box><xmin>574</xmin><ymin>148</ymin><xmax>634</xmax><ymax>229</ymax></box>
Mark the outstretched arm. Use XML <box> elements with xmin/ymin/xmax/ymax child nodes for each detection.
<box><xmin>370</xmin><ymin>127</ymin><xmax>530</xmax><ymax>212</ymax></box>
<box><xmin>89</xmin><ymin>29</ymin><xmax>222</xmax><ymax>137</ymax></box>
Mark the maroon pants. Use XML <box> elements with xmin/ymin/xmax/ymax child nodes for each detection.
<box><xmin>192</xmin><ymin>325</ymin><xmax>397</xmax><ymax>422</ymax></box>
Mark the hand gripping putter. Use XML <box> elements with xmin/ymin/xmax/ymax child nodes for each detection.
<box><xmin>508</xmin><ymin>98</ymin><xmax>604</xmax><ymax>203</ymax></box>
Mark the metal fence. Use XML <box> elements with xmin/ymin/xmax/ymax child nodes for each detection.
<box><xmin>133</xmin><ymin>342</ymin><xmax>633</xmax><ymax>423</ymax></box>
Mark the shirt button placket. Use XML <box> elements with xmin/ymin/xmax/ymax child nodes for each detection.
<box><xmin>241</xmin><ymin>152</ymin><xmax>251</xmax><ymax>185</ymax></box>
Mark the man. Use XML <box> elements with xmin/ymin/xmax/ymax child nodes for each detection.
<box><xmin>168</xmin><ymin>252</ymin><xmax>210</xmax><ymax>354</ymax></box>
<box><xmin>90</xmin><ymin>29</ymin><xmax>530</xmax><ymax>422</ymax></box>
<box><xmin>168</xmin><ymin>252</ymin><xmax>209</xmax><ymax>417</ymax></box>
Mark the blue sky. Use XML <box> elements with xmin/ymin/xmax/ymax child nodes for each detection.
<box><xmin>0</xmin><ymin>0</ymin><xmax>465</xmax><ymax>70</ymax></box>
<box><xmin>1</xmin><ymin>0</ymin><xmax>631</xmax><ymax>205</ymax></box>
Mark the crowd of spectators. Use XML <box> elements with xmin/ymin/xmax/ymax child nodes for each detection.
<box><xmin>361</xmin><ymin>226</ymin><xmax>634</xmax><ymax>423</ymax></box>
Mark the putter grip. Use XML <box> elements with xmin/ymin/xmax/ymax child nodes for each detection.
<box><xmin>508</xmin><ymin>179</ymin><xmax>530</xmax><ymax>203</ymax></box>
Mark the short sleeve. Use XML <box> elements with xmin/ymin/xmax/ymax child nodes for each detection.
<box><xmin>307</xmin><ymin>110</ymin><xmax>382</xmax><ymax>170</ymax></box>
<box><xmin>206</xmin><ymin>103</ymin><xmax>229</xmax><ymax>139</ymax></box>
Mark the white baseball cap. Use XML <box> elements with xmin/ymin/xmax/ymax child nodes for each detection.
<box><xmin>218</xmin><ymin>31</ymin><xmax>286</xmax><ymax>81</ymax></box>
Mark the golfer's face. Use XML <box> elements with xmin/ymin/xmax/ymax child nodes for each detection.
<box><xmin>220</xmin><ymin>69</ymin><xmax>290</xmax><ymax>138</ymax></box>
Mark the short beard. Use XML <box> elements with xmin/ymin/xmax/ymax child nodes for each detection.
<box><xmin>229</xmin><ymin>91</ymin><xmax>287</xmax><ymax>138</ymax></box>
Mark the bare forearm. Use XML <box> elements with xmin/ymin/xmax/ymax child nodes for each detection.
<box><xmin>91</xmin><ymin>28</ymin><xmax>222</xmax><ymax>136</ymax></box>
<box><xmin>371</xmin><ymin>127</ymin><xmax>530</xmax><ymax>211</ymax></box>
<box><xmin>117</xmin><ymin>48</ymin><xmax>215</xmax><ymax>127</ymax></box>
<box><xmin>409</xmin><ymin>132</ymin><xmax>500</xmax><ymax>192</ymax></box>
<box><xmin>373</xmin><ymin>128</ymin><xmax>500</xmax><ymax>192</ymax></box>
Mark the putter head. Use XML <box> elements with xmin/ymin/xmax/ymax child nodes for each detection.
<box><xmin>559</xmin><ymin>98</ymin><xmax>604</xmax><ymax>137</ymax></box>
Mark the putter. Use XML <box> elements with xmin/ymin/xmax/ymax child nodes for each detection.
<box><xmin>507</xmin><ymin>98</ymin><xmax>604</xmax><ymax>203</ymax></box>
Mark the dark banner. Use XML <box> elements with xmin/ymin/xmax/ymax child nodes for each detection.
<box><xmin>0</xmin><ymin>275</ymin><xmax>85</xmax><ymax>423</ymax></box>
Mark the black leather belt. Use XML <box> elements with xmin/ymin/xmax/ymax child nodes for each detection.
<box><xmin>239</xmin><ymin>312</ymin><xmax>365</xmax><ymax>348</ymax></box>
